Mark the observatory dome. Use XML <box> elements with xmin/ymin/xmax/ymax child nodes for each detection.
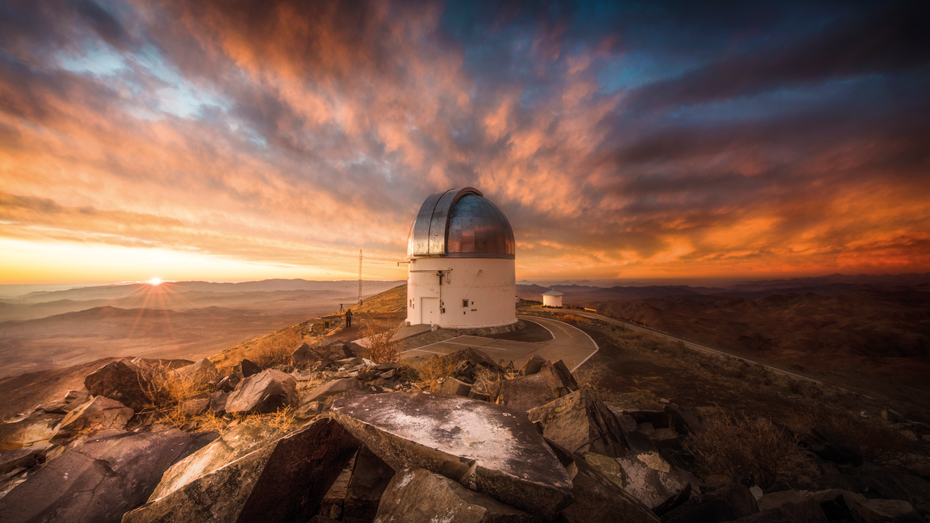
<box><xmin>405</xmin><ymin>187</ymin><xmax>517</xmax><ymax>330</ymax></box>
<box><xmin>407</xmin><ymin>188</ymin><xmax>514</xmax><ymax>259</ymax></box>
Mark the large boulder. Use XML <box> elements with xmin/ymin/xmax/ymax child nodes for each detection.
<box><xmin>527</xmin><ymin>389</ymin><xmax>630</xmax><ymax>458</ymax></box>
<box><xmin>85</xmin><ymin>357</ymin><xmax>192</xmax><ymax>410</ymax></box>
<box><xmin>0</xmin><ymin>411</ymin><xmax>62</xmax><ymax>451</ymax></box>
<box><xmin>496</xmin><ymin>360</ymin><xmax>578</xmax><ymax>412</ymax></box>
<box><xmin>224</xmin><ymin>369</ymin><xmax>298</xmax><ymax>414</ymax></box>
<box><xmin>0</xmin><ymin>429</ymin><xmax>213</xmax><ymax>523</ymax></box>
<box><xmin>375</xmin><ymin>468</ymin><xmax>541</xmax><ymax>523</ymax></box>
<box><xmin>52</xmin><ymin>396</ymin><xmax>134</xmax><ymax>442</ymax></box>
<box><xmin>331</xmin><ymin>392</ymin><xmax>573</xmax><ymax>520</ymax></box>
<box><xmin>122</xmin><ymin>418</ymin><xmax>359</xmax><ymax>523</ymax></box>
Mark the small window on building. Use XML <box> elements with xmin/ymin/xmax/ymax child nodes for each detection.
<box><xmin>462</xmin><ymin>299</ymin><xmax>469</xmax><ymax>308</ymax></box>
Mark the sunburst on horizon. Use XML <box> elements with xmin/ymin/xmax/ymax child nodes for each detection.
<box><xmin>146</xmin><ymin>277</ymin><xmax>163</xmax><ymax>286</ymax></box>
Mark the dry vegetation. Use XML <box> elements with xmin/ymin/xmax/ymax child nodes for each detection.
<box><xmin>411</xmin><ymin>354</ymin><xmax>459</xmax><ymax>392</ymax></box>
<box><xmin>361</xmin><ymin>320</ymin><xmax>400</xmax><ymax>364</ymax></box>
<box><xmin>685</xmin><ymin>410</ymin><xmax>815</xmax><ymax>488</ymax></box>
<box><xmin>536</xmin><ymin>310</ymin><xmax>926</xmax><ymax>480</ymax></box>
<box><xmin>210</xmin><ymin>320</ymin><xmax>313</xmax><ymax>372</ymax></box>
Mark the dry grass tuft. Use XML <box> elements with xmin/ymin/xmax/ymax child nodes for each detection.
<box><xmin>211</xmin><ymin>322</ymin><xmax>308</xmax><ymax>371</ymax></box>
<box><xmin>137</xmin><ymin>364</ymin><xmax>214</xmax><ymax>427</ymax></box>
<box><xmin>262</xmin><ymin>406</ymin><xmax>300</xmax><ymax>431</ymax></box>
<box><xmin>685</xmin><ymin>409</ymin><xmax>815</xmax><ymax>488</ymax></box>
<box><xmin>414</xmin><ymin>354</ymin><xmax>459</xmax><ymax>392</ymax></box>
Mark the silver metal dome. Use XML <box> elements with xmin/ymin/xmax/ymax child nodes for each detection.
<box><xmin>407</xmin><ymin>188</ymin><xmax>515</xmax><ymax>259</ymax></box>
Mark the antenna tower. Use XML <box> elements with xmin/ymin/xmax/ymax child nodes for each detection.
<box><xmin>357</xmin><ymin>249</ymin><xmax>362</xmax><ymax>304</ymax></box>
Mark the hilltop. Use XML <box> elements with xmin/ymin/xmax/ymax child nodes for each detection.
<box><xmin>1</xmin><ymin>282</ymin><xmax>929</xmax><ymax>522</ymax></box>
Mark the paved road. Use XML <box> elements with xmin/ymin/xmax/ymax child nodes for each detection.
<box><xmin>570</xmin><ymin>310</ymin><xmax>821</xmax><ymax>384</ymax></box>
<box><xmin>400</xmin><ymin>315</ymin><xmax>599</xmax><ymax>372</ymax></box>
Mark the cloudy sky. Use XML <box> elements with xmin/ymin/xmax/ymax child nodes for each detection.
<box><xmin>1</xmin><ymin>0</ymin><xmax>928</xmax><ymax>284</ymax></box>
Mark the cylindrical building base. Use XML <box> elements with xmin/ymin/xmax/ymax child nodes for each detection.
<box><xmin>407</xmin><ymin>257</ymin><xmax>516</xmax><ymax>329</ymax></box>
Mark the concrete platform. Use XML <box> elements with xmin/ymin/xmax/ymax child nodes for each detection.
<box><xmin>400</xmin><ymin>315</ymin><xmax>598</xmax><ymax>372</ymax></box>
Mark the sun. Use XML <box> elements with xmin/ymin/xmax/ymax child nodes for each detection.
<box><xmin>146</xmin><ymin>277</ymin><xmax>163</xmax><ymax>286</ymax></box>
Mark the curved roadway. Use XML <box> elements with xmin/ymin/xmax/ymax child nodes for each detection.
<box><xmin>400</xmin><ymin>315</ymin><xmax>599</xmax><ymax>372</ymax></box>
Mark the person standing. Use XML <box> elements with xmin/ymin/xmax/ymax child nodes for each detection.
<box><xmin>345</xmin><ymin>308</ymin><xmax>353</xmax><ymax>328</ymax></box>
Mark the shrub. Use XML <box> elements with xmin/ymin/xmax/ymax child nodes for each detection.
<box><xmin>362</xmin><ymin>319</ymin><xmax>400</xmax><ymax>364</ymax></box>
<box><xmin>685</xmin><ymin>409</ymin><xmax>815</xmax><ymax>488</ymax></box>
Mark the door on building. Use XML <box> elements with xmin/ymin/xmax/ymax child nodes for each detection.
<box><xmin>421</xmin><ymin>297</ymin><xmax>439</xmax><ymax>325</ymax></box>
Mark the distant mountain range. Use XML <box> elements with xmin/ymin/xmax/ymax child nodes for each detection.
<box><xmin>0</xmin><ymin>279</ymin><xmax>406</xmax><ymax>379</ymax></box>
<box><xmin>0</xmin><ymin>279</ymin><xmax>404</xmax><ymax>322</ymax></box>
<box><xmin>15</xmin><ymin>279</ymin><xmax>405</xmax><ymax>303</ymax></box>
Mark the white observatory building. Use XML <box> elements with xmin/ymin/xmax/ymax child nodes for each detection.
<box><xmin>406</xmin><ymin>188</ymin><xmax>516</xmax><ymax>329</ymax></box>
<box><xmin>542</xmin><ymin>289</ymin><xmax>563</xmax><ymax>308</ymax></box>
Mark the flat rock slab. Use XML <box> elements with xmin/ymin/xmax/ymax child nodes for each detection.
<box><xmin>375</xmin><ymin>467</ymin><xmax>541</xmax><ymax>523</ymax></box>
<box><xmin>332</xmin><ymin>392</ymin><xmax>573</xmax><ymax>520</ymax></box>
<box><xmin>123</xmin><ymin>418</ymin><xmax>359</xmax><ymax>523</ymax></box>
<box><xmin>0</xmin><ymin>429</ymin><xmax>212</xmax><ymax>523</ymax></box>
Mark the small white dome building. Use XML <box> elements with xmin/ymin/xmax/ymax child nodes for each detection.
<box><xmin>406</xmin><ymin>188</ymin><xmax>516</xmax><ymax>329</ymax></box>
<box><xmin>542</xmin><ymin>289</ymin><xmax>563</xmax><ymax>308</ymax></box>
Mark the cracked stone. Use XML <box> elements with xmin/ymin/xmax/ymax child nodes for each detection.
<box><xmin>331</xmin><ymin>392</ymin><xmax>573</xmax><ymax>520</ymax></box>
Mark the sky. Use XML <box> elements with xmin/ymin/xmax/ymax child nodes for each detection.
<box><xmin>1</xmin><ymin>0</ymin><xmax>928</xmax><ymax>284</ymax></box>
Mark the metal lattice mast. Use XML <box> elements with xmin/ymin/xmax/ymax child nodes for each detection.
<box><xmin>357</xmin><ymin>249</ymin><xmax>362</xmax><ymax>304</ymax></box>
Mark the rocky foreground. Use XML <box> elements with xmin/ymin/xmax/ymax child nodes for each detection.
<box><xmin>0</xmin><ymin>338</ymin><xmax>929</xmax><ymax>523</ymax></box>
